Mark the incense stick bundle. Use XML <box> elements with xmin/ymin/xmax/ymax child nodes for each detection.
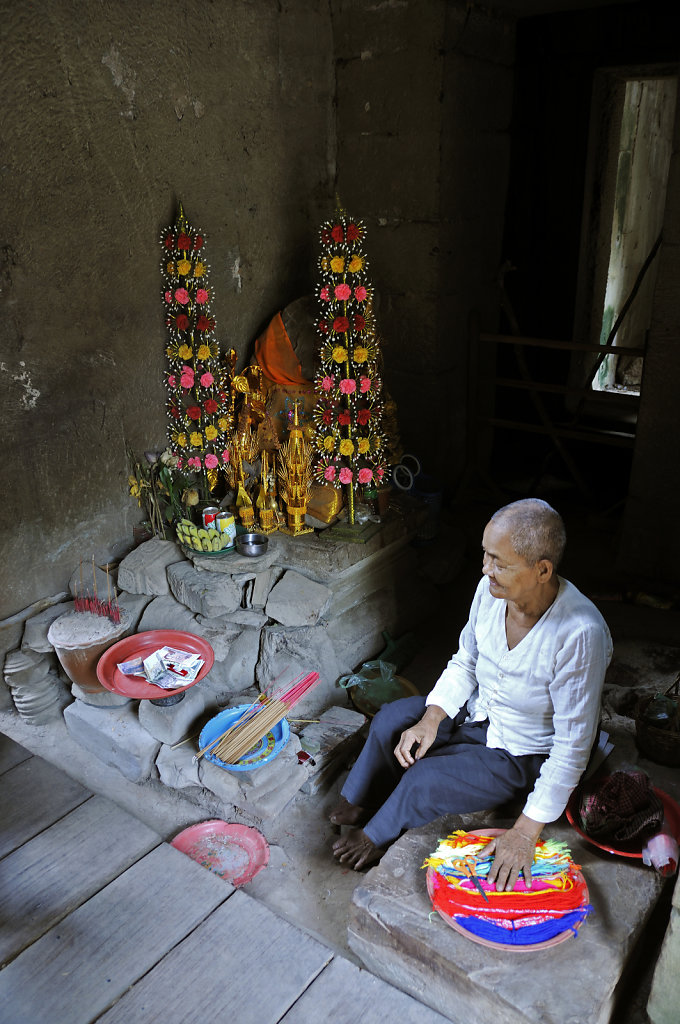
<box><xmin>196</xmin><ymin>672</ymin><xmax>320</xmax><ymax>765</ymax></box>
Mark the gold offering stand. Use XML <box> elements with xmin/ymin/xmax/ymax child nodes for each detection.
<box><xmin>277</xmin><ymin>402</ymin><xmax>314</xmax><ymax>536</ymax></box>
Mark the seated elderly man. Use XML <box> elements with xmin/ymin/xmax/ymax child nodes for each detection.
<box><xmin>331</xmin><ymin>498</ymin><xmax>612</xmax><ymax>890</ymax></box>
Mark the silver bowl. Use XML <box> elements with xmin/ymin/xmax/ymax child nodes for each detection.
<box><xmin>235</xmin><ymin>532</ymin><xmax>269</xmax><ymax>557</ymax></box>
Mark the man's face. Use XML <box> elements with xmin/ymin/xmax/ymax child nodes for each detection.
<box><xmin>481</xmin><ymin>520</ymin><xmax>542</xmax><ymax>605</ymax></box>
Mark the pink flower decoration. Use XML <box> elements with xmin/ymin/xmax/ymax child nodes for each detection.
<box><xmin>164</xmin><ymin>290</ymin><xmax>173</xmax><ymax>303</ymax></box>
<box><xmin>187</xmin><ymin>456</ymin><xmax>202</xmax><ymax>470</ymax></box>
<box><xmin>376</xmin><ymin>467</ymin><xmax>385</xmax><ymax>481</ymax></box>
<box><xmin>320</xmin><ymin>286</ymin><xmax>330</xmax><ymax>301</ymax></box>
<box><xmin>204</xmin><ymin>453</ymin><xmax>218</xmax><ymax>469</ymax></box>
<box><xmin>175</xmin><ymin>288</ymin><xmax>190</xmax><ymax>305</ymax></box>
<box><xmin>334</xmin><ymin>283</ymin><xmax>351</xmax><ymax>301</ymax></box>
<box><xmin>195</xmin><ymin>288</ymin><xmax>209</xmax><ymax>305</ymax></box>
<box><xmin>339</xmin><ymin>467</ymin><xmax>353</xmax><ymax>485</ymax></box>
<box><xmin>358</xmin><ymin>468</ymin><xmax>373</xmax><ymax>484</ymax></box>
<box><xmin>321</xmin><ymin>376</ymin><xmax>334</xmax><ymax>392</ymax></box>
<box><xmin>222</xmin><ymin>449</ymin><xmax>230</xmax><ymax>463</ymax></box>
<box><xmin>168</xmin><ymin>375</ymin><xmax>176</xmax><ymax>388</ymax></box>
<box><xmin>176</xmin><ymin>457</ymin><xmax>184</xmax><ymax>469</ymax></box>
<box><xmin>354</xmin><ymin>286</ymin><xmax>367</xmax><ymax>302</ymax></box>
<box><xmin>324</xmin><ymin>465</ymin><xmax>336</xmax><ymax>482</ymax></box>
<box><xmin>359</xmin><ymin>376</ymin><xmax>371</xmax><ymax>393</ymax></box>
<box><xmin>200</xmin><ymin>372</ymin><xmax>214</xmax><ymax>387</ymax></box>
<box><xmin>339</xmin><ymin>378</ymin><xmax>356</xmax><ymax>395</ymax></box>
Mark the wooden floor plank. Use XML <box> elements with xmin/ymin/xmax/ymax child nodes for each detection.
<box><xmin>279</xmin><ymin>956</ymin><xmax>452</xmax><ymax>1023</ymax></box>
<box><xmin>0</xmin><ymin>795</ymin><xmax>161</xmax><ymax>967</ymax></box>
<box><xmin>99</xmin><ymin>889</ymin><xmax>334</xmax><ymax>1024</ymax></box>
<box><xmin>0</xmin><ymin>755</ymin><xmax>91</xmax><ymax>859</ymax></box>
<box><xmin>0</xmin><ymin>843</ymin><xmax>232</xmax><ymax>1024</ymax></box>
<box><xmin>0</xmin><ymin>733</ymin><xmax>32</xmax><ymax>775</ymax></box>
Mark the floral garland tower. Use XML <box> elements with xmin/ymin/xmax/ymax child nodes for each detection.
<box><xmin>160</xmin><ymin>202</ymin><xmax>230</xmax><ymax>495</ymax></box>
<box><xmin>312</xmin><ymin>207</ymin><xmax>389</xmax><ymax>523</ymax></box>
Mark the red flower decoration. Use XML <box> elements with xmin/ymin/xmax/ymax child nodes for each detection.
<box><xmin>322</xmin><ymin>409</ymin><xmax>333</xmax><ymax>425</ymax></box>
<box><xmin>196</xmin><ymin>315</ymin><xmax>215</xmax><ymax>332</ymax></box>
<box><xmin>318</xmin><ymin>319</ymin><xmax>329</xmax><ymax>334</ymax></box>
<box><xmin>163</xmin><ymin>233</ymin><xmax>174</xmax><ymax>249</ymax></box>
<box><xmin>169</xmin><ymin>406</ymin><xmax>180</xmax><ymax>419</ymax></box>
<box><xmin>204</xmin><ymin>399</ymin><xmax>219</xmax><ymax>414</ymax></box>
<box><xmin>331</xmin><ymin>224</ymin><xmax>344</xmax><ymax>243</ymax></box>
<box><xmin>338</xmin><ymin>410</ymin><xmax>351</xmax><ymax>426</ymax></box>
<box><xmin>320</xmin><ymin>228</ymin><xmax>331</xmax><ymax>245</ymax></box>
<box><xmin>177</xmin><ymin>233</ymin><xmax>192</xmax><ymax>250</ymax></box>
<box><xmin>187</xmin><ymin>406</ymin><xmax>202</xmax><ymax>420</ymax></box>
<box><xmin>346</xmin><ymin>223</ymin><xmax>360</xmax><ymax>241</ymax></box>
<box><xmin>176</xmin><ymin>313</ymin><xmax>189</xmax><ymax>331</ymax></box>
<box><xmin>357</xmin><ymin>408</ymin><xmax>371</xmax><ymax>425</ymax></box>
<box><xmin>193</xmin><ymin>235</ymin><xmax>204</xmax><ymax>250</ymax></box>
<box><xmin>354</xmin><ymin>314</ymin><xmax>366</xmax><ymax>331</ymax></box>
<box><xmin>333</xmin><ymin>316</ymin><xmax>349</xmax><ymax>334</ymax></box>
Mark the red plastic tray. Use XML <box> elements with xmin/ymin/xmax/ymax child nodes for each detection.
<box><xmin>566</xmin><ymin>786</ymin><xmax>680</xmax><ymax>858</ymax></box>
<box><xmin>171</xmin><ymin>820</ymin><xmax>269</xmax><ymax>886</ymax></box>
<box><xmin>96</xmin><ymin>629</ymin><xmax>215</xmax><ymax>699</ymax></box>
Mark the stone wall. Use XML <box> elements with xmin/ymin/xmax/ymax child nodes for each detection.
<box><xmin>0</xmin><ymin>0</ymin><xmax>515</xmax><ymax>615</ymax></box>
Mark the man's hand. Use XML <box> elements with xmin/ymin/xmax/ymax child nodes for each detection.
<box><xmin>394</xmin><ymin>705</ymin><xmax>447</xmax><ymax>768</ymax></box>
<box><xmin>479</xmin><ymin>815</ymin><xmax>544</xmax><ymax>891</ymax></box>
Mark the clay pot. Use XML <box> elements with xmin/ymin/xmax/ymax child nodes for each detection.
<box><xmin>47</xmin><ymin>609</ymin><xmax>132</xmax><ymax>693</ymax></box>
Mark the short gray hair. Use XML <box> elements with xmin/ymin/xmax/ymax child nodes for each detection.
<box><xmin>490</xmin><ymin>498</ymin><xmax>566</xmax><ymax>568</ymax></box>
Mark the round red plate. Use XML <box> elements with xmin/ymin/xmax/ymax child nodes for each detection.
<box><xmin>96</xmin><ymin>630</ymin><xmax>215</xmax><ymax>699</ymax></box>
<box><xmin>426</xmin><ymin>828</ymin><xmax>589</xmax><ymax>952</ymax></box>
<box><xmin>566</xmin><ymin>786</ymin><xmax>680</xmax><ymax>858</ymax></box>
<box><xmin>171</xmin><ymin>820</ymin><xmax>269</xmax><ymax>886</ymax></box>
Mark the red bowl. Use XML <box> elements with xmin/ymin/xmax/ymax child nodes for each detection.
<box><xmin>96</xmin><ymin>629</ymin><xmax>214</xmax><ymax>699</ymax></box>
<box><xmin>565</xmin><ymin>786</ymin><xmax>680</xmax><ymax>858</ymax></box>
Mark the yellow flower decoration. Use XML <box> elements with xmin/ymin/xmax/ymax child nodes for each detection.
<box><xmin>178</xmin><ymin>344</ymin><xmax>193</xmax><ymax>360</ymax></box>
<box><xmin>323</xmin><ymin>435</ymin><xmax>335</xmax><ymax>451</ymax></box>
<box><xmin>330</xmin><ymin>256</ymin><xmax>345</xmax><ymax>273</ymax></box>
<box><xmin>166</xmin><ymin>261</ymin><xmax>176</xmax><ymax>275</ymax></box>
<box><xmin>166</xmin><ymin>346</ymin><xmax>175</xmax><ymax>358</ymax></box>
<box><xmin>332</xmin><ymin>345</ymin><xmax>348</xmax><ymax>363</ymax></box>
<box><xmin>205</xmin><ymin>425</ymin><xmax>218</xmax><ymax>441</ymax></box>
<box><xmin>353</xmin><ymin>346</ymin><xmax>368</xmax><ymax>363</ymax></box>
<box><xmin>190</xmin><ymin>431</ymin><xmax>203</xmax><ymax>448</ymax></box>
<box><xmin>193</xmin><ymin>262</ymin><xmax>206</xmax><ymax>277</ymax></box>
<box><xmin>358</xmin><ymin>438</ymin><xmax>370</xmax><ymax>455</ymax></box>
<box><xmin>177</xmin><ymin>259</ymin><xmax>192</xmax><ymax>276</ymax></box>
<box><xmin>339</xmin><ymin>439</ymin><xmax>354</xmax><ymax>456</ymax></box>
<box><xmin>175</xmin><ymin>433</ymin><xmax>187</xmax><ymax>448</ymax></box>
<box><xmin>320</xmin><ymin>257</ymin><xmax>329</xmax><ymax>271</ymax></box>
<box><xmin>197</xmin><ymin>344</ymin><xmax>211</xmax><ymax>360</ymax></box>
<box><xmin>217</xmin><ymin>417</ymin><xmax>228</xmax><ymax>432</ymax></box>
<box><xmin>348</xmin><ymin>254</ymin><xmax>363</xmax><ymax>273</ymax></box>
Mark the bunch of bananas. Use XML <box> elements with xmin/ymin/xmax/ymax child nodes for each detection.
<box><xmin>175</xmin><ymin>519</ymin><xmax>232</xmax><ymax>552</ymax></box>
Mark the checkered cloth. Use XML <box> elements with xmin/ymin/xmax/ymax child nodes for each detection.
<box><xmin>578</xmin><ymin>770</ymin><xmax>664</xmax><ymax>842</ymax></box>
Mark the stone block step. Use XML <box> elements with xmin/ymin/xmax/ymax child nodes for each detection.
<box><xmin>348</xmin><ymin>815</ymin><xmax>664</xmax><ymax>1024</ymax></box>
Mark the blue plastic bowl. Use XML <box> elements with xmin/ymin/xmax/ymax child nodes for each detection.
<box><xmin>199</xmin><ymin>703</ymin><xmax>290</xmax><ymax>772</ymax></box>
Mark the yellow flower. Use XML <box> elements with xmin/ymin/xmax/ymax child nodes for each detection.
<box><xmin>190</xmin><ymin>431</ymin><xmax>203</xmax><ymax>448</ymax></box>
<box><xmin>330</xmin><ymin>256</ymin><xmax>345</xmax><ymax>273</ymax></box>
<box><xmin>166</xmin><ymin>346</ymin><xmax>175</xmax><ymax>358</ymax></box>
<box><xmin>217</xmin><ymin>417</ymin><xmax>228</xmax><ymax>431</ymax></box>
<box><xmin>349</xmin><ymin>254</ymin><xmax>363</xmax><ymax>273</ymax></box>
<box><xmin>177</xmin><ymin>259</ymin><xmax>192</xmax><ymax>276</ymax></box>
<box><xmin>166</xmin><ymin>261</ymin><xmax>176</xmax><ymax>275</ymax></box>
<box><xmin>353</xmin><ymin>346</ymin><xmax>368</xmax><ymax>364</ymax></box>
<box><xmin>358</xmin><ymin>438</ymin><xmax>370</xmax><ymax>455</ymax></box>
<box><xmin>197</xmin><ymin>344</ymin><xmax>211</xmax><ymax>360</ymax></box>
<box><xmin>332</xmin><ymin>345</ymin><xmax>348</xmax><ymax>363</ymax></box>
<box><xmin>178</xmin><ymin>344</ymin><xmax>193</xmax><ymax>360</ymax></box>
<box><xmin>128</xmin><ymin>475</ymin><xmax>140</xmax><ymax>498</ymax></box>
<box><xmin>175</xmin><ymin>433</ymin><xmax>187</xmax><ymax>448</ymax></box>
<box><xmin>320</xmin><ymin>257</ymin><xmax>329</xmax><ymax>271</ymax></box>
<box><xmin>339</xmin><ymin>439</ymin><xmax>354</xmax><ymax>456</ymax></box>
<box><xmin>323</xmin><ymin>435</ymin><xmax>335</xmax><ymax>451</ymax></box>
<box><xmin>205</xmin><ymin>425</ymin><xmax>218</xmax><ymax>441</ymax></box>
<box><xmin>193</xmin><ymin>262</ymin><xmax>206</xmax><ymax>277</ymax></box>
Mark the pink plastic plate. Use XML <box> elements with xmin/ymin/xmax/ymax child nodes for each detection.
<box><xmin>426</xmin><ymin>828</ymin><xmax>588</xmax><ymax>952</ymax></box>
<box><xmin>566</xmin><ymin>786</ymin><xmax>680</xmax><ymax>858</ymax></box>
<box><xmin>96</xmin><ymin>629</ymin><xmax>215</xmax><ymax>699</ymax></box>
<box><xmin>171</xmin><ymin>820</ymin><xmax>269</xmax><ymax>886</ymax></box>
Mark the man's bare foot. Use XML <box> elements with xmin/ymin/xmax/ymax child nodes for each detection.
<box><xmin>329</xmin><ymin>795</ymin><xmax>369</xmax><ymax>827</ymax></box>
<box><xmin>332</xmin><ymin>828</ymin><xmax>385</xmax><ymax>870</ymax></box>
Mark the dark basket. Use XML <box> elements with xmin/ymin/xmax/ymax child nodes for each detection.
<box><xmin>635</xmin><ymin>674</ymin><xmax>680</xmax><ymax>767</ymax></box>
